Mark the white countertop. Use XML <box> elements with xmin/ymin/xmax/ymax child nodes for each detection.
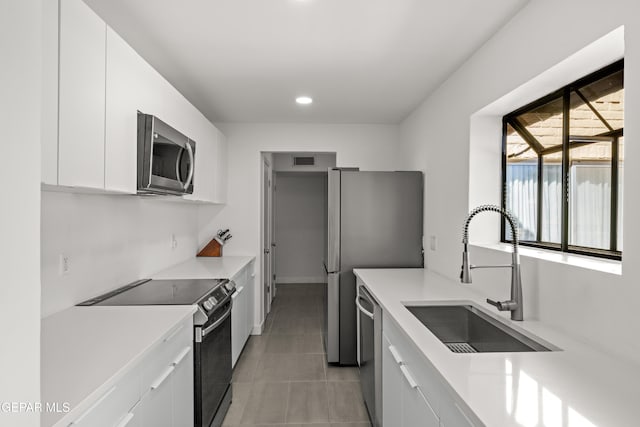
<box><xmin>354</xmin><ymin>268</ymin><xmax>640</xmax><ymax>427</ymax></box>
<box><xmin>41</xmin><ymin>305</ymin><xmax>196</xmax><ymax>427</ymax></box>
<box><xmin>152</xmin><ymin>256</ymin><xmax>255</xmax><ymax>280</ymax></box>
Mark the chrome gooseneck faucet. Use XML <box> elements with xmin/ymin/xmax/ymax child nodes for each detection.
<box><xmin>461</xmin><ymin>205</ymin><xmax>523</xmax><ymax>321</ymax></box>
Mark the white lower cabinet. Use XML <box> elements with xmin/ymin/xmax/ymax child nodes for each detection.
<box><xmin>383</xmin><ymin>335</ymin><xmax>438</xmax><ymax>427</ymax></box>
<box><xmin>137</xmin><ymin>368</ymin><xmax>173</xmax><ymax>427</ymax></box>
<box><xmin>231</xmin><ymin>283</ymin><xmax>247</xmax><ymax>366</ymax></box>
<box><xmin>171</xmin><ymin>346</ymin><xmax>195</xmax><ymax>426</ymax></box>
<box><xmin>231</xmin><ymin>262</ymin><xmax>255</xmax><ymax>366</ymax></box>
<box><xmin>382</xmin><ymin>335</ymin><xmax>404</xmax><ymax>425</ymax></box>
<box><xmin>382</xmin><ymin>313</ymin><xmax>478</xmax><ymax>427</ymax></box>
<box><xmin>63</xmin><ymin>318</ymin><xmax>193</xmax><ymax>427</ymax></box>
<box><xmin>65</xmin><ymin>372</ymin><xmax>139</xmax><ymax>427</ymax></box>
<box><xmin>439</xmin><ymin>398</ymin><xmax>477</xmax><ymax>427</ymax></box>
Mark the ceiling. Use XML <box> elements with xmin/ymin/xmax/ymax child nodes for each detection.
<box><xmin>85</xmin><ymin>0</ymin><xmax>529</xmax><ymax>124</ymax></box>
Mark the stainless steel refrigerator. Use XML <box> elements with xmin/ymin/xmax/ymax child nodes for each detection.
<box><xmin>325</xmin><ymin>168</ymin><xmax>423</xmax><ymax>365</ymax></box>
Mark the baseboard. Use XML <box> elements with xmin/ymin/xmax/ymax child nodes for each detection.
<box><xmin>276</xmin><ymin>276</ymin><xmax>327</xmax><ymax>284</ymax></box>
<box><xmin>251</xmin><ymin>320</ymin><xmax>264</xmax><ymax>335</ymax></box>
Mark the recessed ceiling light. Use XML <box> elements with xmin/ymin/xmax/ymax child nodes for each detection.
<box><xmin>296</xmin><ymin>96</ymin><xmax>313</xmax><ymax>105</ymax></box>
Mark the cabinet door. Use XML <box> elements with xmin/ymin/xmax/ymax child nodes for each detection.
<box><xmin>401</xmin><ymin>372</ymin><xmax>438</xmax><ymax>427</ymax></box>
<box><xmin>382</xmin><ymin>335</ymin><xmax>403</xmax><ymax>426</ymax></box>
<box><xmin>171</xmin><ymin>346</ymin><xmax>194</xmax><ymax>426</ymax></box>
<box><xmin>137</xmin><ymin>365</ymin><xmax>174</xmax><ymax>427</ymax></box>
<box><xmin>42</xmin><ymin>0</ymin><xmax>59</xmax><ymax>185</ymax></box>
<box><xmin>239</xmin><ymin>266</ymin><xmax>251</xmax><ymax>339</ymax></box>
<box><xmin>66</xmin><ymin>371</ymin><xmax>140</xmax><ymax>427</ymax></box>
<box><xmin>186</xmin><ymin>133</ymin><xmax>217</xmax><ymax>203</ymax></box>
<box><xmin>439</xmin><ymin>399</ymin><xmax>477</xmax><ymax>427</ymax></box>
<box><xmin>214</xmin><ymin>128</ymin><xmax>228</xmax><ymax>203</ymax></box>
<box><xmin>58</xmin><ymin>0</ymin><xmax>106</xmax><ymax>189</ymax></box>
<box><xmin>245</xmin><ymin>263</ymin><xmax>255</xmax><ymax>336</ymax></box>
<box><xmin>231</xmin><ymin>283</ymin><xmax>246</xmax><ymax>366</ymax></box>
<box><xmin>384</xmin><ymin>332</ymin><xmax>439</xmax><ymax>427</ymax></box>
<box><xmin>105</xmin><ymin>27</ymin><xmax>145</xmax><ymax>194</ymax></box>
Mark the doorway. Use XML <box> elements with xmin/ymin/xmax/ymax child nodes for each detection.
<box><xmin>259</xmin><ymin>152</ymin><xmax>336</xmax><ymax>329</ymax></box>
<box><xmin>274</xmin><ymin>172</ymin><xmax>328</xmax><ymax>284</ymax></box>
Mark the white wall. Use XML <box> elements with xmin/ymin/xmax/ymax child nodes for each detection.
<box><xmin>399</xmin><ymin>0</ymin><xmax>640</xmax><ymax>363</ymax></box>
<box><xmin>41</xmin><ymin>192</ymin><xmax>200</xmax><ymax>317</ymax></box>
<box><xmin>274</xmin><ymin>173</ymin><xmax>328</xmax><ymax>283</ymax></box>
<box><xmin>0</xmin><ymin>0</ymin><xmax>41</xmax><ymax>424</ymax></box>
<box><xmin>202</xmin><ymin>123</ymin><xmax>401</xmax><ymax>329</ymax></box>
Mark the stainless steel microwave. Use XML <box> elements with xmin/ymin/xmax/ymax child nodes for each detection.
<box><xmin>137</xmin><ymin>112</ymin><xmax>196</xmax><ymax>195</ymax></box>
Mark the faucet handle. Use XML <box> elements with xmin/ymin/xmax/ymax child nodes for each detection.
<box><xmin>486</xmin><ymin>298</ymin><xmax>518</xmax><ymax>312</ymax></box>
<box><xmin>486</xmin><ymin>298</ymin><xmax>503</xmax><ymax>310</ymax></box>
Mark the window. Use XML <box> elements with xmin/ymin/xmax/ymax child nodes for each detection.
<box><xmin>502</xmin><ymin>60</ymin><xmax>624</xmax><ymax>260</ymax></box>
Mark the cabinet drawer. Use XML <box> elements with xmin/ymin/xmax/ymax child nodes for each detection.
<box><xmin>402</xmin><ymin>378</ymin><xmax>439</xmax><ymax>427</ymax></box>
<box><xmin>141</xmin><ymin>321</ymin><xmax>192</xmax><ymax>393</ymax></box>
<box><xmin>68</xmin><ymin>367</ymin><xmax>140</xmax><ymax>427</ymax></box>
<box><xmin>440</xmin><ymin>397</ymin><xmax>479</xmax><ymax>427</ymax></box>
<box><xmin>383</xmin><ymin>312</ymin><xmax>445</xmax><ymax>414</ymax></box>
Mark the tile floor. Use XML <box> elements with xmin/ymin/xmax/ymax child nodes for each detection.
<box><xmin>222</xmin><ymin>283</ymin><xmax>371</xmax><ymax>427</ymax></box>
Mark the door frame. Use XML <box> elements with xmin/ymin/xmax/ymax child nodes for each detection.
<box><xmin>260</xmin><ymin>154</ymin><xmax>273</xmax><ymax>324</ymax></box>
<box><xmin>271</xmin><ymin>172</ymin><xmax>277</xmax><ymax>300</ymax></box>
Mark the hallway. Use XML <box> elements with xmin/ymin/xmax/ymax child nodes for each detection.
<box><xmin>222</xmin><ymin>283</ymin><xmax>371</xmax><ymax>426</ymax></box>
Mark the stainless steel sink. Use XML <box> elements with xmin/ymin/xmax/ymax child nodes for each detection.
<box><xmin>405</xmin><ymin>304</ymin><xmax>553</xmax><ymax>353</ymax></box>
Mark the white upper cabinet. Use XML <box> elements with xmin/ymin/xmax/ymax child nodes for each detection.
<box><xmin>185</xmin><ymin>127</ymin><xmax>227</xmax><ymax>204</ymax></box>
<box><xmin>215</xmin><ymin>128</ymin><xmax>228</xmax><ymax>204</ymax></box>
<box><xmin>58</xmin><ymin>0</ymin><xmax>106</xmax><ymax>189</ymax></box>
<box><xmin>43</xmin><ymin>0</ymin><xmax>227</xmax><ymax>202</ymax></box>
<box><xmin>105</xmin><ymin>27</ymin><xmax>146</xmax><ymax>194</ymax></box>
<box><xmin>41</xmin><ymin>0</ymin><xmax>60</xmax><ymax>186</ymax></box>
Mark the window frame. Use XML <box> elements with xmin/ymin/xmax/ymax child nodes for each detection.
<box><xmin>501</xmin><ymin>59</ymin><xmax>624</xmax><ymax>261</ymax></box>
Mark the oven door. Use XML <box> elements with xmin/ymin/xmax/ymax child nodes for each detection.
<box><xmin>194</xmin><ymin>300</ymin><xmax>232</xmax><ymax>427</ymax></box>
<box><xmin>138</xmin><ymin>113</ymin><xmax>195</xmax><ymax>195</ymax></box>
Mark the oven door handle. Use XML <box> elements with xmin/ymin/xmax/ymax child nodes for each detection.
<box><xmin>201</xmin><ymin>303</ymin><xmax>232</xmax><ymax>337</ymax></box>
<box><xmin>355</xmin><ymin>295</ymin><xmax>374</xmax><ymax>320</ymax></box>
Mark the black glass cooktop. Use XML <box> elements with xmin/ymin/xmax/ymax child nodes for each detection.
<box><xmin>78</xmin><ymin>278</ymin><xmax>224</xmax><ymax>306</ymax></box>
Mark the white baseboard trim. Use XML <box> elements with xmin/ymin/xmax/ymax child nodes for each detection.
<box><xmin>276</xmin><ymin>276</ymin><xmax>327</xmax><ymax>284</ymax></box>
<box><xmin>251</xmin><ymin>320</ymin><xmax>264</xmax><ymax>335</ymax></box>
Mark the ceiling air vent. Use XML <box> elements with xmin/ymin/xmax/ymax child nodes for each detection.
<box><xmin>293</xmin><ymin>156</ymin><xmax>315</xmax><ymax>166</ymax></box>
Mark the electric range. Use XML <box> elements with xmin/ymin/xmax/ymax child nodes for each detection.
<box><xmin>78</xmin><ymin>278</ymin><xmax>235</xmax><ymax>427</ymax></box>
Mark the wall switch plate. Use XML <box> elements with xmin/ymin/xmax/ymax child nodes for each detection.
<box><xmin>171</xmin><ymin>234</ymin><xmax>178</xmax><ymax>250</ymax></box>
<box><xmin>59</xmin><ymin>254</ymin><xmax>70</xmax><ymax>275</ymax></box>
<box><xmin>429</xmin><ymin>235</ymin><xmax>438</xmax><ymax>251</ymax></box>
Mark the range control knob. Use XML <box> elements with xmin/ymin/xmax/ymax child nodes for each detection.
<box><xmin>208</xmin><ymin>296</ymin><xmax>218</xmax><ymax>306</ymax></box>
<box><xmin>203</xmin><ymin>300</ymin><xmax>213</xmax><ymax>311</ymax></box>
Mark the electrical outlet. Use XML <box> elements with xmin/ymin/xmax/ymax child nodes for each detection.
<box><xmin>59</xmin><ymin>254</ymin><xmax>71</xmax><ymax>275</ymax></box>
<box><xmin>429</xmin><ymin>235</ymin><xmax>438</xmax><ymax>251</ymax></box>
<box><xmin>171</xmin><ymin>234</ymin><xmax>178</xmax><ymax>250</ymax></box>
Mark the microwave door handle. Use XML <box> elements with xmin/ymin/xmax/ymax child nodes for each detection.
<box><xmin>175</xmin><ymin>147</ymin><xmax>184</xmax><ymax>187</ymax></box>
<box><xmin>183</xmin><ymin>142</ymin><xmax>194</xmax><ymax>190</ymax></box>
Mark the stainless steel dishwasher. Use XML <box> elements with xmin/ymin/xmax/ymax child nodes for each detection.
<box><xmin>356</xmin><ymin>285</ymin><xmax>382</xmax><ymax>427</ymax></box>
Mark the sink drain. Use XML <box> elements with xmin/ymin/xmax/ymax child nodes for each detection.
<box><xmin>445</xmin><ymin>343</ymin><xmax>477</xmax><ymax>353</ymax></box>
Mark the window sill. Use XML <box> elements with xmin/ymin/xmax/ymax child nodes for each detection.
<box><xmin>470</xmin><ymin>242</ymin><xmax>622</xmax><ymax>275</ymax></box>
